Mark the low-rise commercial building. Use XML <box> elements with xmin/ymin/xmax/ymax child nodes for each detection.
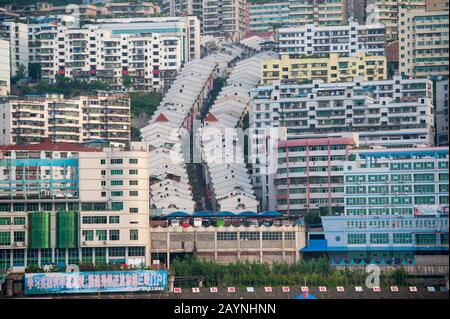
<box><xmin>151</xmin><ymin>220</ymin><xmax>306</xmax><ymax>265</ymax></box>
<box><xmin>0</xmin><ymin>92</ymin><xmax>131</xmax><ymax>147</ymax></box>
<box><xmin>260</xmin><ymin>52</ymin><xmax>388</xmax><ymax>85</ymax></box>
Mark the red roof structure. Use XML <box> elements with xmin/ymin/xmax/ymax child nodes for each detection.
<box><xmin>0</xmin><ymin>138</ymin><xmax>101</xmax><ymax>152</ymax></box>
<box><xmin>205</xmin><ymin>113</ymin><xmax>218</xmax><ymax>122</ymax></box>
<box><xmin>155</xmin><ymin>113</ymin><xmax>169</xmax><ymax>122</ymax></box>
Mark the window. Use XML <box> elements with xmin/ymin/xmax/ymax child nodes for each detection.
<box><xmin>82</xmin><ymin>230</ymin><xmax>94</xmax><ymax>241</ymax></box>
<box><xmin>100</xmin><ymin>159</ymin><xmax>106</xmax><ymax>165</ymax></box>
<box><xmin>415</xmin><ymin>234</ymin><xmax>436</xmax><ymax>245</ymax></box>
<box><xmin>129</xmin><ymin>159</ymin><xmax>138</xmax><ymax>164</ymax></box>
<box><xmin>240</xmin><ymin>232</ymin><xmax>260</xmax><ymax>241</ymax></box>
<box><xmin>111</xmin><ymin>202</ymin><xmax>124</xmax><ymax>211</ymax></box>
<box><xmin>111</xmin><ymin>180</ymin><xmax>123</xmax><ymax>186</ymax></box>
<box><xmin>262</xmin><ymin>232</ymin><xmax>282</xmax><ymax>240</ymax></box>
<box><xmin>0</xmin><ymin>217</ymin><xmax>11</xmax><ymax>225</ymax></box>
<box><xmin>111</xmin><ymin>170</ymin><xmax>123</xmax><ymax>175</ymax></box>
<box><xmin>82</xmin><ymin>216</ymin><xmax>107</xmax><ymax>224</ymax></box>
<box><xmin>285</xmin><ymin>232</ymin><xmax>296</xmax><ymax>240</ymax></box>
<box><xmin>108</xmin><ymin>247</ymin><xmax>125</xmax><ymax>257</ymax></box>
<box><xmin>348</xmin><ymin>233</ymin><xmax>366</xmax><ymax>244</ymax></box>
<box><xmin>109</xmin><ymin>230</ymin><xmax>120</xmax><ymax>241</ymax></box>
<box><xmin>0</xmin><ymin>232</ymin><xmax>11</xmax><ymax>245</ymax></box>
<box><xmin>393</xmin><ymin>233</ymin><xmax>412</xmax><ymax>244</ymax></box>
<box><xmin>129</xmin><ymin>191</ymin><xmax>139</xmax><ymax>197</ymax></box>
<box><xmin>14</xmin><ymin>231</ymin><xmax>25</xmax><ymax>243</ymax></box>
<box><xmin>96</xmin><ymin>230</ymin><xmax>107</xmax><ymax>241</ymax></box>
<box><xmin>129</xmin><ymin>180</ymin><xmax>138</xmax><ymax>186</ymax></box>
<box><xmin>129</xmin><ymin>169</ymin><xmax>138</xmax><ymax>175</ymax></box>
<box><xmin>111</xmin><ymin>191</ymin><xmax>123</xmax><ymax>197</ymax></box>
<box><xmin>370</xmin><ymin>233</ymin><xmax>389</xmax><ymax>244</ymax></box>
<box><xmin>13</xmin><ymin>217</ymin><xmax>25</xmax><ymax>225</ymax></box>
<box><xmin>128</xmin><ymin>246</ymin><xmax>145</xmax><ymax>257</ymax></box>
<box><xmin>129</xmin><ymin>208</ymin><xmax>139</xmax><ymax>213</ymax></box>
<box><xmin>109</xmin><ymin>216</ymin><xmax>120</xmax><ymax>224</ymax></box>
<box><xmin>111</xmin><ymin>159</ymin><xmax>123</xmax><ymax>165</ymax></box>
<box><xmin>130</xmin><ymin>229</ymin><xmax>139</xmax><ymax>241</ymax></box>
<box><xmin>217</xmin><ymin>232</ymin><xmax>237</xmax><ymax>240</ymax></box>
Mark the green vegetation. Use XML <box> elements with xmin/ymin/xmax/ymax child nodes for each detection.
<box><xmin>129</xmin><ymin>91</ymin><xmax>162</xmax><ymax>118</ymax></box>
<box><xmin>2</xmin><ymin>0</ymin><xmax>82</xmax><ymax>8</ymax></box>
<box><xmin>17</xmin><ymin>76</ymin><xmax>111</xmax><ymax>97</ymax></box>
<box><xmin>171</xmin><ymin>256</ymin><xmax>412</xmax><ymax>288</ymax></box>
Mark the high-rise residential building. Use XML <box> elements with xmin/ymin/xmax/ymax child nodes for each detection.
<box><xmin>33</xmin><ymin>25</ymin><xmax>183</xmax><ymax>90</ymax></box>
<box><xmin>0</xmin><ymin>141</ymin><xmax>151</xmax><ymax>269</ymax></box>
<box><xmin>0</xmin><ymin>39</ymin><xmax>10</xmax><ymax>96</ymax></box>
<box><xmin>202</xmin><ymin>0</ymin><xmax>247</xmax><ymax>40</ymax></box>
<box><xmin>288</xmin><ymin>0</ymin><xmax>348</xmax><ymax>27</ymax></box>
<box><xmin>0</xmin><ymin>21</ymin><xmax>29</xmax><ymax>77</ymax></box>
<box><xmin>102</xmin><ymin>2</ymin><xmax>161</xmax><ymax>18</ymax></box>
<box><xmin>0</xmin><ymin>92</ymin><xmax>131</xmax><ymax>147</ymax></box>
<box><xmin>251</xmin><ymin>75</ymin><xmax>435</xmax><ymax>148</ymax></box>
<box><xmin>95</xmin><ymin>16</ymin><xmax>201</xmax><ymax>62</ymax></box>
<box><xmin>435</xmin><ymin>79</ymin><xmax>449</xmax><ymax>146</ymax></box>
<box><xmin>246</xmin><ymin>1</ymin><xmax>290</xmax><ymax>34</ymax></box>
<box><xmin>272</xmin><ymin>135</ymin><xmax>358</xmax><ymax>215</ymax></box>
<box><xmin>260</xmin><ymin>52</ymin><xmax>388</xmax><ymax>85</ymax></box>
<box><xmin>398</xmin><ymin>2</ymin><xmax>449</xmax><ymax>78</ymax></box>
<box><xmin>364</xmin><ymin>0</ymin><xmax>426</xmax><ymax>41</ymax></box>
<box><xmin>278</xmin><ymin>22</ymin><xmax>386</xmax><ymax>56</ymax></box>
<box><xmin>164</xmin><ymin>0</ymin><xmax>203</xmax><ymax>21</ymax></box>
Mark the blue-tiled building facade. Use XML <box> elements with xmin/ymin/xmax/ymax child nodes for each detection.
<box><xmin>303</xmin><ymin>147</ymin><xmax>449</xmax><ymax>263</ymax></box>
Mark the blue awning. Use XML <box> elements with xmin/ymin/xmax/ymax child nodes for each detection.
<box><xmin>216</xmin><ymin>211</ymin><xmax>236</xmax><ymax>217</ymax></box>
<box><xmin>192</xmin><ymin>211</ymin><xmax>214</xmax><ymax>217</ymax></box>
<box><xmin>166</xmin><ymin>211</ymin><xmax>190</xmax><ymax>218</ymax></box>
<box><xmin>238</xmin><ymin>211</ymin><xmax>258</xmax><ymax>217</ymax></box>
<box><xmin>260</xmin><ymin>211</ymin><xmax>283</xmax><ymax>217</ymax></box>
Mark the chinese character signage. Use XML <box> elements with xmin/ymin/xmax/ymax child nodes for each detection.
<box><xmin>24</xmin><ymin>270</ymin><xmax>168</xmax><ymax>295</ymax></box>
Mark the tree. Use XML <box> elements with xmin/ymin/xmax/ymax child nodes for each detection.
<box><xmin>304</xmin><ymin>211</ymin><xmax>321</xmax><ymax>226</ymax></box>
<box><xmin>122</xmin><ymin>74</ymin><xmax>133</xmax><ymax>90</ymax></box>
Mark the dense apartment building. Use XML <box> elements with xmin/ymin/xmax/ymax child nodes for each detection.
<box><xmin>398</xmin><ymin>2</ymin><xmax>449</xmax><ymax>78</ymax></box>
<box><xmin>246</xmin><ymin>1</ymin><xmax>290</xmax><ymax>34</ymax></box>
<box><xmin>0</xmin><ymin>21</ymin><xmax>29</xmax><ymax>77</ymax></box>
<box><xmin>32</xmin><ymin>25</ymin><xmax>183</xmax><ymax>90</ymax></box>
<box><xmin>102</xmin><ymin>2</ymin><xmax>161</xmax><ymax>18</ymax></box>
<box><xmin>250</xmin><ymin>75</ymin><xmax>435</xmax><ymax>148</ymax></box>
<box><xmin>202</xmin><ymin>0</ymin><xmax>247</xmax><ymax>40</ymax></box>
<box><xmin>0</xmin><ymin>141</ymin><xmax>151</xmax><ymax>269</ymax></box>
<box><xmin>304</xmin><ymin>147</ymin><xmax>449</xmax><ymax>261</ymax></box>
<box><xmin>260</xmin><ymin>52</ymin><xmax>388</xmax><ymax>85</ymax></box>
<box><xmin>288</xmin><ymin>0</ymin><xmax>348</xmax><ymax>27</ymax></box>
<box><xmin>273</xmin><ymin>135</ymin><xmax>358</xmax><ymax>215</ymax></box>
<box><xmin>164</xmin><ymin>0</ymin><xmax>203</xmax><ymax>21</ymax></box>
<box><xmin>364</xmin><ymin>0</ymin><xmax>426</xmax><ymax>41</ymax></box>
<box><xmin>278</xmin><ymin>21</ymin><xmax>386</xmax><ymax>56</ymax></box>
<box><xmin>0</xmin><ymin>39</ymin><xmax>10</xmax><ymax>96</ymax></box>
<box><xmin>0</xmin><ymin>92</ymin><xmax>131</xmax><ymax>147</ymax></box>
<box><xmin>95</xmin><ymin>16</ymin><xmax>201</xmax><ymax>63</ymax></box>
<box><xmin>435</xmin><ymin>79</ymin><xmax>449</xmax><ymax>146</ymax></box>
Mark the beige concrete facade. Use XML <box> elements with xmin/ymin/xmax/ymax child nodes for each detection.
<box><xmin>150</xmin><ymin>224</ymin><xmax>306</xmax><ymax>266</ymax></box>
